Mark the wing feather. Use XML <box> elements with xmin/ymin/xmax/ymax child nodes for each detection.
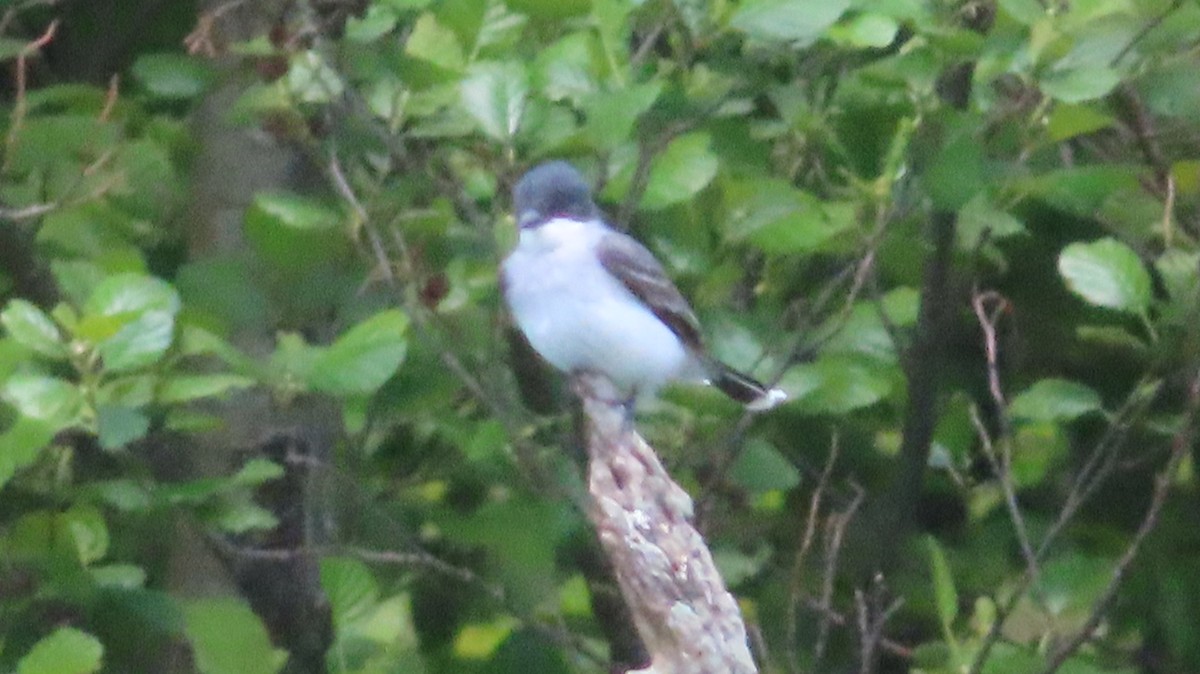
<box><xmin>595</xmin><ymin>232</ymin><xmax>704</xmax><ymax>351</ymax></box>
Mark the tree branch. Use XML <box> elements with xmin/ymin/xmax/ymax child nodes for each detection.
<box><xmin>574</xmin><ymin>372</ymin><xmax>758</xmax><ymax>674</ymax></box>
<box><xmin>888</xmin><ymin>208</ymin><xmax>955</xmax><ymax>532</ymax></box>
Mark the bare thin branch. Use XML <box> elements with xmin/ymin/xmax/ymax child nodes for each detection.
<box><xmin>855</xmin><ymin>577</ymin><xmax>904</xmax><ymax>674</ymax></box>
<box><xmin>1040</xmin><ymin>368</ymin><xmax>1200</xmax><ymax>674</ymax></box>
<box><xmin>786</xmin><ymin>433</ymin><xmax>841</xmax><ymax>673</ymax></box>
<box><xmin>970</xmin><ymin>290</ymin><xmax>1039</xmax><ymax>586</ymax></box>
<box><xmin>813</xmin><ymin>483</ymin><xmax>864</xmax><ymax>663</ymax></box>
<box><xmin>3</xmin><ymin>19</ymin><xmax>59</xmax><ymax>174</ymax></box>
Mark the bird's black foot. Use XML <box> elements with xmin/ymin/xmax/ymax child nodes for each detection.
<box><xmin>619</xmin><ymin>394</ymin><xmax>637</xmax><ymax>434</ymax></box>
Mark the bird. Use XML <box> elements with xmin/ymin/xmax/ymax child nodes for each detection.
<box><xmin>500</xmin><ymin>160</ymin><xmax>786</xmax><ymax>412</ymax></box>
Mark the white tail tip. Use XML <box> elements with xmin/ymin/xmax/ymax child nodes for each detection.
<box><xmin>746</xmin><ymin>387</ymin><xmax>787</xmax><ymax>412</ymax></box>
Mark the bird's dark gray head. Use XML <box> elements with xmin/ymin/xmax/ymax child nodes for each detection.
<box><xmin>513</xmin><ymin>161</ymin><xmax>598</xmax><ymax>229</ymax></box>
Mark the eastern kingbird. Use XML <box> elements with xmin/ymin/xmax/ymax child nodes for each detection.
<box><xmin>501</xmin><ymin>161</ymin><xmax>786</xmax><ymax>411</ymax></box>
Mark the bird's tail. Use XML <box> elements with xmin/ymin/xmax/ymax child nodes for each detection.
<box><xmin>710</xmin><ymin>362</ymin><xmax>787</xmax><ymax>411</ymax></box>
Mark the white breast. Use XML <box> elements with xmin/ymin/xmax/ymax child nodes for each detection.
<box><xmin>502</xmin><ymin>218</ymin><xmax>696</xmax><ymax>397</ymax></box>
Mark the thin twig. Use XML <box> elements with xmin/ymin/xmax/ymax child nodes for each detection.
<box><xmin>697</xmin><ymin>203</ymin><xmax>891</xmax><ymax>527</ymax></box>
<box><xmin>1040</xmin><ymin>367</ymin><xmax>1200</xmax><ymax>673</ymax></box>
<box><xmin>966</xmin><ymin>380</ymin><xmax>1156</xmax><ymax>674</ymax></box>
<box><xmin>785</xmin><ymin>433</ymin><xmax>841</xmax><ymax>674</ymax></box>
<box><xmin>801</xmin><ymin>596</ymin><xmax>912</xmax><ymax>660</ymax></box>
<box><xmin>0</xmin><ymin>202</ymin><xmax>57</xmax><ymax>220</ymax></box>
<box><xmin>969</xmin><ymin>405</ymin><xmax>1039</xmax><ymax>583</ymax></box>
<box><xmin>855</xmin><ymin>577</ymin><xmax>904</xmax><ymax>674</ymax></box>
<box><xmin>813</xmin><ymin>483</ymin><xmax>864</xmax><ymax>663</ymax></box>
<box><xmin>98</xmin><ymin>74</ymin><xmax>120</xmax><ymax>123</ymax></box>
<box><xmin>1110</xmin><ymin>0</ymin><xmax>1184</xmax><ymax>66</ymax></box>
<box><xmin>629</xmin><ymin>20</ymin><xmax>667</xmax><ymax>69</ymax></box>
<box><xmin>970</xmin><ymin>290</ymin><xmax>1039</xmax><ymax>586</ymax></box>
<box><xmin>184</xmin><ymin>0</ymin><xmax>252</xmax><ymax>56</ymax></box>
<box><xmin>3</xmin><ymin>19</ymin><xmax>59</xmax><ymax>173</ymax></box>
<box><xmin>326</xmin><ymin>151</ymin><xmax>560</xmax><ymax>498</ymax></box>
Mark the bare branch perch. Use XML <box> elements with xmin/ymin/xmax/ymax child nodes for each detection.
<box><xmin>574</xmin><ymin>373</ymin><xmax>758</xmax><ymax>674</ymax></box>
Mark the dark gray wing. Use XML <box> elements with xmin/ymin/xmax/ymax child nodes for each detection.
<box><xmin>595</xmin><ymin>231</ymin><xmax>704</xmax><ymax>350</ymax></box>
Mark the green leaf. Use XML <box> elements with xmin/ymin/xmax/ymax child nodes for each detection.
<box><xmin>535</xmin><ymin>33</ymin><xmax>600</xmax><ymax>103</ymax></box>
<box><xmin>345</xmin><ymin>4</ymin><xmax>400</xmax><ymax>42</ymax></box>
<box><xmin>730</xmin><ymin>439</ymin><xmax>801</xmax><ymax>492</ymax></box>
<box><xmin>249</xmin><ymin>192</ymin><xmax>341</xmax><ymax>231</ymax></box>
<box><xmin>923</xmin><ymin>114</ymin><xmax>985</xmax><ymax>210</ymax></box>
<box><xmin>639</xmin><ymin>132</ymin><xmax>719</xmax><ymax>210</ymax></box>
<box><xmin>286</xmin><ymin>51</ymin><xmax>344</xmax><ymax>103</ymax></box>
<box><xmin>1138</xmin><ymin>61</ymin><xmax>1200</xmax><ymax>121</ymax></box>
<box><xmin>507</xmin><ymin>0</ymin><xmax>590</xmax><ymax>19</ymax></box>
<box><xmin>1011</xmin><ymin>423</ymin><xmax>1067</xmax><ymax>488</ymax></box>
<box><xmin>981</xmin><ymin>643</ymin><xmax>1046</xmax><ymax>673</ymax></box>
<box><xmin>231</xmin><ymin>458</ymin><xmax>284</xmax><ymax>486</ymax></box>
<box><xmin>131</xmin><ymin>53</ymin><xmax>213</xmax><ymax>100</ymax></box>
<box><xmin>1173</xmin><ymin>160</ymin><xmax>1200</xmax><ymax>195</ymax></box>
<box><xmin>100</xmin><ymin>375</ymin><xmax>155</xmax><ymax>409</ymax></box>
<box><xmin>1039</xmin><ymin>553</ymin><xmax>1112</xmax><ymax>616</ymax></box>
<box><xmin>62</xmin><ymin>505</ymin><xmax>110</xmax><ymax>565</ymax></box>
<box><xmin>268</xmin><ymin>332</ymin><xmax>321</xmax><ymax>391</ymax></box>
<box><xmin>17</xmin><ymin>627</ymin><xmax>103</xmax><ymax>674</ymax></box>
<box><xmin>2</xmin><ymin>300</ymin><xmax>67</xmax><ymax>359</ymax></box>
<box><xmin>751</xmin><ymin>199</ymin><xmax>853</xmax><ymax>255</ymax></box>
<box><xmin>581</xmin><ymin>81</ymin><xmax>661</xmax><ymax>150</ymax></box>
<box><xmin>998</xmin><ymin>0</ymin><xmax>1046</xmax><ymax>24</ymax></box>
<box><xmin>827</xmin><ymin>13</ymin><xmax>899</xmax><ymax>48</ymax></box>
<box><xmin>0</xmin><ymin>417</ymin><xmax>58</xmax><ymax>490</ymax></box>
<box><xmin>96</xmin><ymin>405</ymin><xmax>151</xmax><ymax>450</ymax></box>
<box><xmin>183</xmin><ymin>598</ymin><xmax>287</xmax><ymax>674</ymax></box>
<box><xmin>90</xmin><ymin>563</ymin><xmax>148</xmax><ymax>589</ymax></box>
<box><xmin>925</xmin><ymin>536</ymin><xmax>959</xmax><ymax>636</ymax></box>
<box><xmin>158</xmin><ymin>374</ymin><xmax>255</xmax><ymax>404</ymax></box>
<box><xmin>1075</xmin><ymin>325</ymin><xmax>1147</xmax><ymax>352</ymax></box>
<box><xmin>98</xmin><ymin>310</ymin><xmax>175</xmax><ymax>372</ymax></box>
<box><xmin>405</xmin><ymin>12</ymin><xmax>465</xmax><ymax>71</ymax></box>
<box><xmin>2</xmin><ymin>372</ymin><xmax>83</xmax><ymax>425</ymax></box>
<box><xmin>85</xmin><ymin>273</ymin><xmax>181</xmax><ymax>318</ymax></box>
<box><xmin>206</xmin><ymin>499</ymin><xmax>278</xmax><ymax>534</ymax></box>
<box><xmin>89</xmin><ymin>479</ymin><xmax>154</xmax><ymax>512</ymax></box>
<box><xmin>779</xmin><ymin>356</ymin><xmax>893</xmax><ymax>414</ymax></box>
<box><xmin>911</xmin><ymin>642</ymin><xmax>952</xmax><ymax>670</ymax></box>
<box><xmin>460</xmin><ymin>61</ymin><xmax>529</xmax><ymax>142</ymax></box>
<box><xmin>245</xmin><ymin>193</ymin><xmax>347</xmax><ymax>269</ymax></box>
<box><xmin>731</xmin><ymin>0</ymin><xmax>850</xmax><ymax>45</ymax></box>
<box><xmin>380</xmin><ymin>0</ymin><xmax>432</xmax><ymax>9</ymax></box>
<box><xmin>0</xmin><ymin>336</ymin><xmax>23</xmax><ymax>381</ymax></box>
<box><xmin>818</xmin><ymin>302</ymin><xmax>900</xmax><ymax>362</ymax></box>
<box><xmin>1046</xmin><ymin>103</ymin><xmax>1115</xmax><ymax>142</ymax></box>
<box><xmin>712</xmin><ymin>545</ymin><xmax>771</xmax><ymax>587</ymax></box>
<box><xmin>724</xmin><ymin>179</ymin><xmax>851</xmax><ymax>254</ymax></box>
<box><xmin>309</xmin><ymin>310</ymin><xmax>409</xmax><ymax>396</ymax></box>
<box><xmin>1058</xmin><ymin>238</ymin><xmax>1152</xmax><ymax>314</ymax></box>
<box><xmin>1009</xmin><ymin>379</ymin><xmax>1103</xmax><ymax>422</ymax></box>
<box><xmin>7</xmin><ymin>115</ymin><xmax>119</xmax><ymax>174</ymax></box>
<box><xmin>957</xmin><ymin>194</ymin><xmax>1027</xmax><ymax>250</ymax></box>
<box><xmin>1155</xmin><ymin>250</ymin><xmax>1200</xmax><ymax>308</ymax></box>
<box><xmin>1041</xmin><ymin>66</ymin><xmax>1121</xmax><ymax>104</ymax></box>
<box><xmin>444</xmin><ymin>498</ymin><xmax>570</xmax><ymax>612</ymax></box>
<box><xmin>1024</xmin><ymin>166</ymin><xmax>1141</xmax><ymax>218</ymax></box>
<box><xmin>321</xmin><ymin>556</ymin><xmax>380</xmax><ymax>626</ymax></box>
<box><xmin>454</xmin><ymin>618</ymin><xmax>519</xmax><ymax>660</ymax></box>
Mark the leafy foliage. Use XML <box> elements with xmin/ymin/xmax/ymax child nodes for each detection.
<box><xmin>1</xmin><ymin>0</ymin><xmax>1198</xmax><ymax>673</ymax></box>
